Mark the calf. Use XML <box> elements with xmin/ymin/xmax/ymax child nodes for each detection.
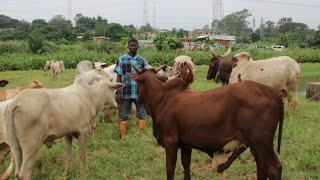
<box><xmin>129</xmin><ymin>66</ymin><xmax>284</xmax><ymax>180</ymax></box>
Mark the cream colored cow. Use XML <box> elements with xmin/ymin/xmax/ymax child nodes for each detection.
<box><xmin>5</xmin><ymin>74</ymin><xmax>124</xmax><ymax>179</ymax></box>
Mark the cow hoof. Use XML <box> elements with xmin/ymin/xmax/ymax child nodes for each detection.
<box><xmin>217</xmin><ymin>164</ymin><xmax>226</xmax><ymax>173</ymax></box>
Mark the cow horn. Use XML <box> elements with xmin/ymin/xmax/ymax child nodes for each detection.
<box><xmin>191</xmin><ymin>44</ymin><xmax>199</xmax><ymax>52</ymax></box>
<box><xmin>209</xmin><ymin>45</ymin><xmax>218</xmax><ymax>58</ymax></box>
<box><xmin>154</xmin><ymin>64</ymin><xmax>165</xmax><ymax>73</ymax></box>
<box><xmin>168</xmin><ymin>71</ymin><xmax>181</xmax><ymax>81</ymax></box>
<box><xmin>221</xmin><ymin>46</ymin><xmax>232</xmax><ymax>58</ymax></box>
<box><xmin>133</xmin><ymin>65</ymin><xmax>143</xmax><ymax>74</ymax></box>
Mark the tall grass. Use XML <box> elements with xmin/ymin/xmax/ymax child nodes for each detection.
<box><xmin>0</xmin><ymin>41</ymin><xmax>320</xmax><ymax>71</ymax></box>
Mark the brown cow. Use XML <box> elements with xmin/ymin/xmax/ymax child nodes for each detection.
<box><xmin>128</xmin><ymin>66</ymin><xmax>283</xmax><ymax>180</ymax></box>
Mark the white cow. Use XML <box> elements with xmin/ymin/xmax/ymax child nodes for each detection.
<box><xmin>43</xmin><ymin>60</ymin><xmax>62</xmax><ymax>79</ymax></box>
<box><xmin>230</xmin><ymin>52</ymin><xmax>301</xmax><ymax>114</ymax></box>
<box><xmin>5</xmin><ymin>74</ymin><xmax>124</xmax><ymax>179</ymax></box>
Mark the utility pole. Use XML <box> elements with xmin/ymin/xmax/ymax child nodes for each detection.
<box><xmin>153</xmin><ymin>0</ymin><xmax>156</xmax><ymax>29</ymax></box>
<box><xmin>212</xmin><ymin>0</ymin><xmax>224</xmax><ymax>33</ymax></box>
<box><xmin>260</xmin><ymin>18</ymin><xmax>264</xmax><ymax>40</ymax></box>
<box><xmin>143</xmin><ymin>0</ymin><xmax>149</xmax><ymax>25</ymax></box>
<box><xmin>253</xmin><ymin>17</ymin><xmax>256</xmax><ymax>31</ymax></box>
<box><xmin>67</xmin><ymin>0</ymin><xmax>72</xmax><ymax>21</ymax></box>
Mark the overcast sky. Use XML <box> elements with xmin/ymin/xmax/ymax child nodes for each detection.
<box><xmin>0</xmin><ymin>0</ymin><xmax>319</xmax><ymax>30</ymax></box>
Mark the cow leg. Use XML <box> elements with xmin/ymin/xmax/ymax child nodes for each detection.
<box><xmin>10</xmin><ymin>140</ymin><xmax>22</xmax><ymax>178</ymax></box>
<box><xmin>250</xmin><ymin>147</ymin><xmax>267</xmax><ymax>180</ymax></box>
<box><xmin>181</xmin><ymin>147</ymin><xmax>192</xmax><ymax>180</ymax></box>
<box><xmin>78</xmin><ymin>133</ymin><xmax>88</xmax><ymax>176</ymax></box>
<box><xmin>1</xmin><ymin>156</ymin><xmax>14</xmax><ymax>180</ymax></box>
<box><xmin>260</xmin><ymin>147</ymin><xmax>282</xmax><ymax>180</ymax></box>
<box><xmin>64</xmin><ymin>134</ymin><xmax>73</xmax><ymax>176</ymax></box>
<box><xmin>217</xmin><ymin>146</ymin><xmax>247</xmax><ymax>173</ymax></box>
<box><xmin>18</xmin><ymin>141</ymin><xmax>41</xmax><ymax>180</ymax></box>
<box><xmin>164</xmin><ymin>143</ymin><xmax>178</xmax><ymax>180</ymax></box>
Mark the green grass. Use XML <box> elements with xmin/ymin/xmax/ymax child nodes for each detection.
<box><xmin>0</xmin><ymin>64</ymin><xmax>319</xmax><ymax>179</ymax></box>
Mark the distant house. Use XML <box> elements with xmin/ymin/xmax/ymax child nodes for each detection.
<box><xmin>195</xmin><ymin>34</ymin><xmax>236</xmax><ymax>47</ymax></box>
<box><xmin>92</xmin><ymin>36</ymin><xmax>110</xmax><ymax>43</ymax></box>
<box><xmin>138</xmin><ymin>29</ymin><xmax>171</xmax><ymax>40</ymax></box>
<box><xmin>210</xmin><ymin>35</ymin><xmax>236</xmax><ymax>47</ymax></box>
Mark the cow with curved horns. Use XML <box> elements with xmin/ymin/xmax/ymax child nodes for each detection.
<box><xmin>128</xmin><ymin>65</ymin><xmax>284</xmax><ymax>180</ymax></box>
<box><xmin>206</xmin><ymin>46</ymin><xmax>232</xmax><ymax>85</ymax></box>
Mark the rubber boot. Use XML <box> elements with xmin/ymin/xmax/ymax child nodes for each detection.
<box><xmin>119</xmin><ymin>121</ymin><xmax>127</xmax><ymax>139</ymax></box>
<box><xmin>138</xmin><ymin>120</ymin><xmax>146</xmax><ymax>131</ymax></box>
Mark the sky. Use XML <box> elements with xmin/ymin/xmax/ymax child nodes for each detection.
<box><xmin>0</xmin><ymin>0</ymin><xmax>319</xmax><ymax>31</ymax></box>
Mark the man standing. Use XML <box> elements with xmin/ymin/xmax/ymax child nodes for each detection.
<box><xmin>114</xmin><ymin>39</ymin><xmax>148</xmax><ymax>139</ymax></box>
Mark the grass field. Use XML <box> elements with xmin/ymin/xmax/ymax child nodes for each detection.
<box><xmin>0</xmin><ymin>64</ymin><xmax>320</xmax><ymax>180</ymax></box>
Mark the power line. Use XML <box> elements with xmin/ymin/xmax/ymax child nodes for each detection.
<box><xmin>244</xmin><ymin>0</ymin><xmax>320</xmax><ymax>7</ymax></box>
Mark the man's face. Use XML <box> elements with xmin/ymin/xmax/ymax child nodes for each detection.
<box><xmin>128</xmin><ymin>42</ymin><xmax>139</xmax><ymax>53</ymax></box>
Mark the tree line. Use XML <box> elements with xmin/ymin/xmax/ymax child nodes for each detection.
<box><xmin>0</xmin><ymin>9</ymin><xmax>319</xmax><ymax>50</ymax></box>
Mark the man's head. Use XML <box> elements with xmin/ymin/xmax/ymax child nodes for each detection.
<box><xmin>127</xmin><ymin>39</ymin><xmax>139</xmax><ymax>54</ymax></box>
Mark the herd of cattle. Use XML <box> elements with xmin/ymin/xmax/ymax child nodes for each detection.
<box><xmin>0</xmin><ymin>47</ymin><xmax>301</xmax><ymax>180</ymax></box>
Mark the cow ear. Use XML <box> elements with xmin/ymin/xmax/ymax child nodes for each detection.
<box><xmin>0</xmin><ymin>80</ymin><xmax>9</xmax><ymax>87</ymax></box>
<box><xmin>108</xmin><ymin>82</ymin><xmax>125</xmax><ymax>90</ymax></box>
<box><xmin>127</xmin><ymin>73</ymin><xmax>142</xmax><ymax>82</ymax></box>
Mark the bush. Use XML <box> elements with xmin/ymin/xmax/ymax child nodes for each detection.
<box><xmin>0</xmin><ymin>41</ymin><xmax>29</xmax><ymax>54</ymax></box>
<box><xmin>27</xmin><ymin>32</ymin><xmax>45</xmax><ymax>54</ymax></box>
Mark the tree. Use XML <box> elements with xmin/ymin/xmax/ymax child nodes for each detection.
<box><xmin>138</xmin><ymin>23</ymin><xmax>154</xmax><ymax>33</ymax></box>
<box><xmin>0</xmin><ymin>14</ymin><xmax>20</xmax><ymax>29</ymax></box>
<box><xmin>250</xmin><ymin>32</ymin><xmax>260</xmax><ymax>42</ymax></box>
<box><xmin>28</xmin><ymin>31</ymin><xmax>45</xmax><ymax>54</ymax></box>
<box><xmin>154</xmin><ymin>34</ymin><xmax>184</xmax><ymax>51</ymax></box>
<box><xmin>105</xmin><ymin>23</ymin><xmax>126</xmax><ymax>41</ymax></box>
<box><xmin>216</xmin><ymin>9</ymin><xmax>252</xmax><ymax>36</ymax></box>
<box><xmin>49</xmin><ymin>15</ymin><xmax>72</xmax><ymax>29</ymax></box>
<box><xmin>31</xmin><ymin>19</ymin><xmax>48</xmax><ymax>28</ymax></box>
<box><xmin>123</xmin><ymin>24</ymin><xmax>136</xmax><ymax>38</ymax></box>
<box><xmin>263</xmin><ymin>21</ymin><xmax>279</xmax><ymax>38</ymax></box>
<box><xmin>277</xmin><ymin>17</ymin><xmax>292</xmax><ymax>27</ymax></box>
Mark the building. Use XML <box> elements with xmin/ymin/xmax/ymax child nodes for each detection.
<box><xmin>195</xmin><ymin>34</ymin><xmax>236</xmax><ymax>47</ymax></box>
<box><xmin>92</xmin><ymin>36</ymin><xmax>110</xmax><ymax>43</ymax></box>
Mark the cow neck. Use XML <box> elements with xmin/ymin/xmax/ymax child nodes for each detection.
<box><xmin>141</xmin><ymin>75</ymin><xmax>164</xmax><ymax>117</ymax></box>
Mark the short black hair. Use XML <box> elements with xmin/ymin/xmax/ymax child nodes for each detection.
<box><xmin>128</xmin><ymin>38</ymin><xmax>139</xmax><ymax>45</ymax></box>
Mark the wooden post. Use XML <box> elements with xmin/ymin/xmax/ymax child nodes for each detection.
<box><xmin>306</xmin><ymin>82</ymin><xmax>320</xmax><ymax>101</ymax></box>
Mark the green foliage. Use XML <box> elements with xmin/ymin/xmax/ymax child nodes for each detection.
<box><xmin>215</xmin><ymin>9</ymin><xmax>252</xmax><ymax>36</ymax></box>
<box><xmin>250</xmin><ymin>33</ymin><xmax>260</xmax><ymax>42</ymax></box>
<box><xmin>0</xmin><ymin>41</ymin><xmax>29</xmax><ymax>54</ymax></box>
<box><xmin>138</xmin><ymin>23</ymin><xmax>154</xmax><ymax>33</ymax></box>
<box><xmin>153</xmin><ymin>33</ymin><xmax>167</xmax><ymax>51</ymax></box>
<box><xmin>0</xmin><ymin>14</ymin><xmax>20</xmax><ymax>29</ymax></box>
<box><xmin>48</xmin><ymin>15</ymin><xmax>72</xmax><ymax>29</ymax></box>
<box><xmin>27</xmin><ymin>32</ymin><xmax>45</xmax><ymax>54</ymax></box>
<box><xmin>153</xmin><ymin>34</ymin><xmax>184</xmax><ymax>51</ymax></box>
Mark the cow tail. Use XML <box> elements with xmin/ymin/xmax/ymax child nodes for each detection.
<box><xmin>5</xmin><ymin>101</ymin><xmax>20</xmax><ymax>160</ymax></box>
<box><xmin>277</xmin><ymin>95</ymin><xmax>284</xmax><ymax>154</ymax></box>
